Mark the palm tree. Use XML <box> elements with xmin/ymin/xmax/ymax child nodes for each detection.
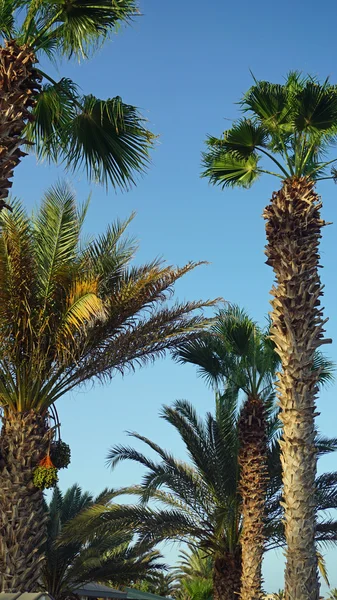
<box><xmin>130</xmin><ymin>572</ymin><xmax>178</xmax><ymax>597</ymax></box>
<box><xmin>174</xmin><ymin>547</ymin><xmax>213</xmax><ymax>600</ymax></box>
<box><xmin>63</xmin><ymin>396</ymin><xmax>337</xmax><ymax>600</ymax></box>
<box><xmin>0</xmin><ymin>182</ymin><xmax>215</xmax><ymax>592</ymax></box>
<box><xmin>202</xmin><ymin>72</ymin><xmax>337</xmax><ymax>600</ymax></box>
<box><xmin>42</xmin><ymin>484</ymin><xmax>165</xmax><ymax>600</ymax></box>
<box><xmin>175</xmin><ymin>305</ymin><xmax>279</xmax><ymax>600</ymax></box>
<box><xmin>174</xmin><ymin>546</ymin><xmax>213</xmax><ymax>582</ymax></box>
<box><xmin>0</xmin><ymin>1</ymin><xmax>153</xmax><ymax>208</ymax></box>
<box><xmin>178</xmin><ymin>578</ymin><xmax>213</xmax><ymax>600</ymax></box>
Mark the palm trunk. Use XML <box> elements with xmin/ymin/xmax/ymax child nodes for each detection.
<box><xmin>0</xmin><ymin>410</ymin><xmax>48</xmax><ymax>592</ymax></box>
<box><xmin>238</xmin><ymin>395</ymin><xmax>268</xmax><ymax>600</ymax></box>
<box><xmin>0</xmin><ymin>39</ymin><xmax>41</xmax><ymax>208</ymax></box>
<box><xmin>213</xmin><ymin>551</ymin><xmax>242</xmax><ymax>600</ymax></box>
<box><xmin>263</xmin><ymin>177</ymin><xmax>330</xmax><ymax>600</ymax></box>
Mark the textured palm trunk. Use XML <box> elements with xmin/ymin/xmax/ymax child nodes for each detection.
<box><xmin>213</xmin><ymin>551</ymin><xmax>242</xmax><ymax>600</ymax></box>
<box><xmin>0</xmin><ymin>39</ymin><xmax>41</xmax><ymax>208</ymax></box>
<box><xmin>0</xmin><ymin>410</ymin><xmax>49</xmax><ymax>592</ymax></box>
<box><xmin>238</xmin><ymin>395</ymin><xmax>268</xmax><ymax>600</ymax></box>
<box><xmin>263</xmin><ymin>177</ymin><xmax>330</xmax><ymax>600</ymax></box>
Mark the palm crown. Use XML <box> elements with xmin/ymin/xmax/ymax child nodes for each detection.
<box><xmin>202</xmin><ymin>72</ymin><xmax>337</xmax><ymax>187</ymax></box>
<box><xmin>0</xmin><ymin>183</ymin><xmax>215</xmax><ymax>415</ymax></box>
<box><xmin>42</xmin><ymin>484</ymin><xmax>165</xmax><ymax>600</ymax></box>
<box><xmin>0</xmin><ymin>0</ymin><xmax>152</xmax><ymax>192</ymax></box>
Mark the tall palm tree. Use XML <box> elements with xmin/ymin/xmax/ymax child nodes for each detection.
<box><xmin>202</xmin><ymin>72</ymin><xmax>337</xmax><ymax>600</ymax></box>
<box><xmin>42</xmin><ymin>484</ymin><xmax>165</xmax><ymax>600</ymax></box>
<box><xmin>175</xmin><ymin>305</ymin><xmax>279</xmax><ymax>600</ymax></box>
<box><xmin>0</xmin><ymin>183</ymin><xmax>215</xmax><ymax>592</ymax></box>
<box><xmin>63</xmin><ymin>396</ymin><xmax>337</xmax><ymax>600</ymax></box>
<box><xmin>0</xmin><ymin>0</ymin><xmax>153</xmax><ymax>208</ymax></box>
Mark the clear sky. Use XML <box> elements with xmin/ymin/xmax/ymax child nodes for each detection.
<box><xmin>10</xmin><ymin>0</ymin><xmax>337</xmax><ymax>595</ymax></box>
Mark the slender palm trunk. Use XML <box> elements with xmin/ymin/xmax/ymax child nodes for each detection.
<box><xmin>263</xmin><ymin>177</ymin><xmax>330</xmax><ymax>600</ymax></box>
<box><xmin>238</xmin><ymin>395</ymin><xmax>268</xmax><ymax>600</ymax></box>
<box><xmin>213</xmin><ymin>551</ymin><xmax>242</xmax><ymax>600</ymax></box>
<box><xmin>0</xmin><ymin>410</ymin><xmax>48</xmax><ymax>591</ymax></box>
<box><xmin>0</xmin><ymin>39</ymin><xmax>41</xmax><ymax>207</ymax></box>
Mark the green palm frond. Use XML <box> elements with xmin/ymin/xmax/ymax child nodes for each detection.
<box><xmin>174</xmin><ymin>304</ymin><xmax>278</xmax><ymax>399</ymax></box>
<box><xmin>27</xmin><ymin>90</ymin><xmax>154</xmax><ymax>189</ymax></box>
<box><xmin>242</xmin><ymin>81</ymin><xmax>293</xmax><ymax>132</ymax></box>
<box><xmin>202</xmin><ymin>149</ymin><xmax>260</xmax><ymax>188</ymax></box>
<box><xmin>29</xmin><ymin>0</ymin><xmax>139</xmax><ymax>59</ymax></box>
<box><xmin>221</xmin><ymin>120</ymin><xmax>269</xmax><ymax>158</ymax></box>
<box><xmin>25</xmin><ymin>78</ymin><xmax>79</xmax><ymax>162</ymax></box>
<box><xmin>63</xmin><ymin>95</ymin><xmax>154</xmax><ymax>189</ymax></box>
<box><xmin>294</xmin><ymin>80</ymin><xmax>337</xmax><ymax>132</ymax></box>
<box><xmin>42</xmin><ymin>484</ymin><xmax>163</xmax><ymax>597</ymax></box>
<box><xmin>33</xmin><ymin>182</ymin><xmax>81</xmax><ymax>303</ymax></box>
<box><xmin>313</xmin><ymin>351</ymin><xmax>335</xmax><ymax>386</ymax></box>
<box><xmin>0</xmin><ymin>0</ymin><xmax>17</xmax><ymax>37</ymax></box>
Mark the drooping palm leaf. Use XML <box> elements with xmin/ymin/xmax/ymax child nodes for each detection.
<box><xmin>0</xmin><ymin>183</ymin><xmax>216</xmax><ymax>413</ymax></box>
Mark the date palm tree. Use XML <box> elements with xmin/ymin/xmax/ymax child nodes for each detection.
<box><xmin>202</xmin><ymin>72</ymin><xmax>337</xmax><ymax>600</ymax></box>
<box><xmin>174</xmin><ymin>546</ymin><xmax>213</xmax><ymax>582</ymax></box>
<box><xmin>175</xmin><ymin>305</ymin><xmax>279</xmax><ymax>600</ymax></box>
<box><xmin>174</xmin><ymin>547</ymin><xmax>213</xmax><ymax>600</ymax></box>
<box><xmin>0</xmin><ymin>182</ymin><xmax>215</xmax><ymax>592</ymax></box>
<box><xmin>42</xmin><ymin>484</ymin><xmax>165</xmax><ymax>600</ymax></box>
<box><xmin>63</xmin><ymin>395</ymin><xmax>337</xmax><ymax>600</ymax></box>
<box><xmin>0</xmin><ymin>0</ymin><xmax>153</xmax><ymax>209</ymax></box>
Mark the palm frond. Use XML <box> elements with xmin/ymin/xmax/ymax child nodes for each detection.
<box><xmin>64</xmin><ymin>95</ymin><xmax>154</xmax><ymax>189</ymax></box>
<box><xmin>202</xmin><ymin>148</ymin><xmax>260</xmax><ymax>189</ymax></box>
<box><xmin>30</xmin><ymin>0</ymin><xmax>139</xmax><ymax>60</ymax></box>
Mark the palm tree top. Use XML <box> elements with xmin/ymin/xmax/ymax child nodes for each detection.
<box><xmin>0</xmin><ymin>0</ymin><xmax>138</xmax><ymax>60</ymax></box>
<box><xmin>202</xmin><ymin>72</ymin><xmax>337</xmax><ymax>187</ymax></box>
<box><xmin>0</xmin><ymin>1</ymin><xmax>153</xmax><ymax>190</ymax></box>
<box><xmin>0</xmin><ymin>183</ymin><xmax>217</xmax><ymax>414</ymax></box>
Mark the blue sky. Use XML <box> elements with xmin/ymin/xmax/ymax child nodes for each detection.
<box><xmin>10</xmin><ymin>0</ymin><xmax>337</xmax><ymax>594</ymax></box>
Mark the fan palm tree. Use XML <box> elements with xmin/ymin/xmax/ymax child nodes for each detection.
<box><xmin>0</xmin><ymin>0</ymin><xmax>153</xmax><ymax>208</ymax></box>
<box><xmin>202</xmin><ymin>72</ymin><xmax>337</xmax><ymax>600</ymax></box>
<box><xmin>175</xmin><ymin>305</ymin><xmax>279</xmax><ymax>600</ymax></box>
<box><xmin>42</xmin><ymin>484</ymin><xmax>165</xmax><ymax>600</ymax></box>
<box><xmin>0</xmin><ymin>182</ymin><xmax>215</xmax><ymax>592</ymax></box>
<box><xmin>62</xmin><ymin>396</ymin><xmax>337</xmax><ymax>600</ymax></box>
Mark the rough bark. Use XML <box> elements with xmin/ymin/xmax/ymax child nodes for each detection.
<box><xmin>0</xmin><ymin>39</ymin><xmax>41</xmax><ymax>207</ymax></box>
<box><xmin>213</xmin><ymin>551</ymin><xmax>242</xmax><ymax>600</ymax></box>
<box><xmin>0</xmin><ymin>410</ymin><xmax>49</xmax><ymax>592</ymax></box>
<box><xmin>263</xmin><ymin>177</ymin><xmax>330</xmax><ymax>600</ymax></box>
<box><xmin>238</xmin><ymin>395</ymin><xmax>268</xmax><ymax>600</ymax></box>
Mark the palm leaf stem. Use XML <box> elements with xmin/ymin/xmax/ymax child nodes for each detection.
<box><xmin>27</xmin><ymin>10</ymin><xmax>63</xmax><ymax>47</ymax></box>
<box><xmin>259</xmin><ymin>170</ymin><xmax>283</xmax><ymax>178</ymax></box>
<box><xmin>310</xmin><ymin>157</ymin><xmax>337</xmax><ymax>176</ymax></box>
<box><xmin>36</xmin><ymin>69</ymin><xmax>83</xmax><ymax>111</ymax></box>
<box><xmin>257</xmin><ymin>147</ymin><xmax>290</xmax><ymax>178</ymax></box>
<box><xmin>279</xmin><ymin>137</ymin><xmax>294</xmax><ymax>176</ymax></box>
